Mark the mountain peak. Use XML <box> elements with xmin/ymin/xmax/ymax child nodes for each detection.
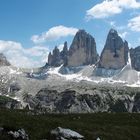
<box><xmin>0</xmin><ymin>53</ymin><xmax>10</xmax><ymax>66</ymax></box>
<box><xmin>109</xmin><ymin>28</ymin><xmax>118</xmax><ymax>34</ymax></box>
<box><xmin>98</xmin><ymin>29</ymin><xmax>129</xmax><ymax>70</ymax></box>
<box><xmin>67</xmin><ymin>29</ymin><xmax>98</xmax><ymax>66</ymax></box>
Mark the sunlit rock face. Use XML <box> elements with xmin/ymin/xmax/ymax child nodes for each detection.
<box><xmin>48</xmin><ymin>30</ymin><xmax>98</xmax><ymax>67</ymax></box>
<box><xmin>67</xmin><ymin>30</ymin><xmax>98</xmax><ymax>67</ymax></box>
<box><xmin>130</xmin><ymin>46</ymin><xmax>140</xmax><ymax>71</ymax></box>
<box><xmin>98</xmin><ymin>29</ymin><xmax>129</xmax><ymax>70</ymax></box>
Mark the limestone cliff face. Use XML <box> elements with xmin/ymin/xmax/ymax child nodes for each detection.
<box><xmin>0</xmin><ymin>53</ymin><xmax>10</xmax><ymax>66</ymax></box>
<box><xmin>98</xmin><ymin>29</ymin><xmax>129</xmax><ymax>69</ymax></box>
<box><xmin>67</xmin><ymin>30</ymin><xmax>98</xmax><ymax>67</ymax></box>
<box><xmin>48</xmin><ymin>42</ymin><xmax>68</xmax><ymax>67</ymax></box>
<box><xmin>60</xmin><ymin>42</ymin><xmax>68</xmax><ymax>66</ymax></box>
<box><xmin>130</xmin><ymin>46</ymin><xmax>140</xmax><ymax>71</ymax></box>
<box><xmin>48</xmin><ymin>46</ymin><xmax>62</xmax><ymax>67</ymax></box>
<box><xmin>48</xmin><ymin>30</ymin><xmax>98</xmax><ymax>67</ymax></box>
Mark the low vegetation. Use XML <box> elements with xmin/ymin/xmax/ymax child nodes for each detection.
<box><xmin>0</xmin><ymin>109</ymin><xmax>140</xmax><ymax>140</ymax></box>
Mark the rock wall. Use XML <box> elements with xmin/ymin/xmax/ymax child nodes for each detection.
<box><xmin>98</xmin><ymin>29</ymin><xmax>129</xmax><ymax>69</ymax></box>
<box><xmin>130</xmin><ymin>46</ymin><xmax>140</xmax><ymax>71</ymax></box>
<box><xmin>0</xmin><ymin>53</ymin><xmax>10</xmax><ymax>66</ymax></box>
<box><xmin>48</xmin><ymin>30</ymin><xmax>98</xmax><ymax>67</ymax></box>
<box><xmin>67</xmin><ymin>30</ymin><xmax>98</xmax><ymax>66</ymax></box>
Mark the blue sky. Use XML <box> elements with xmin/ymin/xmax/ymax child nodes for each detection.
<box><xmin>0</xmin><ymin>0</ymin><xmax>140</xmax><ymax>68</ymax></box>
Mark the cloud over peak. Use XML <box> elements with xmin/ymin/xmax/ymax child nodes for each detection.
<box><xmin>0</xmin><ymin>40</ymin><xmax>49</xmax><ymax>68</ymax></box>
<box><xmin>128</xmin><ymin>15</ymin><xmax>140</xmax><ymax>32</ymax></box>
<box><xmin>86</xmin><ymin>0</ymin><xmax>140</xmax><ymax>20</ymax></box>
<box><xmin>31</xmin><ymin>25</ymin><xmax>78</xmax><ymax>43</ymax></box>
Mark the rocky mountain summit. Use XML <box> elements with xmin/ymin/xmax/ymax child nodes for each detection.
<box><xmin>98</xmin><ymin>29</ymin><xmax>129</xmax><ymax>70</ymax></box>
<box><xmin>48</xmin><ymin>30</ymin><xmax>98</xmax><ymax>67</ymax></box>
<box><xmin>0</xmin><ymin>53</ymin><xmax>10</xmax><ymax>66</ymax></box>
<box><xmin>130</xmin><ymin>46</ymin><xmax>140</xmax><ymax>71</ymax></box>
<box><xmin>67</xmin><ymin>30</ymin><xmax>98</xmax><ymax>66</ymax></box>
<box><xmin>48</xmin><ymin>41</ymin><xmax>68</xmax><ymax>67</ymax></box>
<box><xmin>0</xmin><ymin>29</ymin><xmax>140</xmax><ymax>114</ymax></box>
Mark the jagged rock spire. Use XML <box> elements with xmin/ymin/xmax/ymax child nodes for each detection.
<box><xmin>67</xmin><ymin>29</ymin><xmax>98</xmax><ymax>66</ymax></box>
<box><xmin>130</xmin><ymin>46</ymin><xmax>140</xmax><ymax>71</ymax></box>
<box><xmin>47</xmin><ymin>30</ymin><xmax>99</xmax><ymax>67</ymax></box>
<box><xmin>98</xmin><ymin>28</ymin><xmax>129</xmax><ymax>69</ymax></box>
<box><xmin>0</xmin><ymin>53</ymin><xmax>10</xmax><ymax>66</ymax></box>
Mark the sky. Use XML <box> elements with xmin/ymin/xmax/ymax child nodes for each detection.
<box><xmin>0</xmin><ymin>0</ymin><xmax>140</xmax><ymax>68</ymax></box>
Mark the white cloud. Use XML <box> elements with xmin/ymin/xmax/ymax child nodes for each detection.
<box><xmin>128</xmin><ymin>15</ymin><xmax>140</xmax><ymax>31</ymax></box>
<box><xmin>0</xmin><ymin>40</ymin><xmax>49</xmax><ymax>68</ymax></box>
<box><xmin>107</xmin><ymin>20</ymin><xmax>127</xmax><ymax>31</ymax></box>
<box><xmin>86</xmin><ymin>0</ymin><xmax>140</xmax><ymax>20</ymax></box>
<box><xmin>110</xmin><ymin>21</ymin><xmax>116</xmax><ymax>26</ymax></box>
<box><xmin>58</xmin><ymin>44</ymin><xmax>64</xmax><ymax>52</ymax></box>
<box><xmin>119</xmin><ymin>31</ymin><xmax>129</xmax><ymax>39</ymax></box>
<box><xmin>31</xmin><ymin>25</ymin><xmax>78</xmax><ymax>43</ymax></box>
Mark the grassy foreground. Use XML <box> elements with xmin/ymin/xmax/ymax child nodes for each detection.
<box><xmin>0</xmin><ymin>109</ymin><xmax>140</xmax><ymax>140</ymax></box>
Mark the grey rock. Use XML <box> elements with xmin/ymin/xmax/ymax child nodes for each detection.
<box><xmin>132</xmin><ymin>93</ymin><xmax>140</xmax><ymax>112</ymax></box>
<box><xmin>61</xmin><ymin>41</ymin><xmax>69</xmax><ymax>66</ymax></box>
<box><xmin>130</xmin><ymin>46</ymin><xmax>140</xmax><ymax>71</ymax></box>
<box><xmin>48</xmin><ymin>42</ymin><xmax>69</xmax><ymax>67</ymax></box>
<box><xmin>94</xmin><ymin>67</ymin><xmax>121</xmax><ymax>77</ymax></box>
<box><xmin>8</xmin><ymin>128</ymin><xmax>29</xmax><ymax>140</ymax></box>
<box><xmin>24</xmin><ymin>86</ymin><xmax>140</xmax><ymax>113</ymax></box>
<box><xmin>0</xmin><ymin>53</ymin><xmax>10</xmax><ymax>66</ymax></box>
<box><xmin>50</xmin><ymin>127</ymin><xmax>84</xmax><ymax>140</ymax></box>
<box><xmin>98</xmin><ymin>29</ymin><xmax>129</xmax><ymax>70</ymax></box>
<box><xmin>48</xmin><ymin>46</ymin><xmax>62</xmax><ymax>67</ymax></box>
<box><xmin>67</xmin><ymin>30</ymin><xmax>98</xmax><ymax>66</ymax></box>
<box><xmin>0</xmin><ymin>95</ymin><xmax>22</xmax><ymax>109</ymax></box>
<box><xmin>0</xmin><ymin>127</ymin><xmax>4</xmax><ymax>132</ymax></box>
<box><xmin>47</xmin><ymin>30</ymin><xmax>98</xmax><ymax>67</ymax></box>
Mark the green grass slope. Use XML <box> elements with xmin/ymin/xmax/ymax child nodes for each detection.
<box><xmin>0</xmin><ymin>109</ymin><xmax>140</xmax><ymax>140</ymax></box>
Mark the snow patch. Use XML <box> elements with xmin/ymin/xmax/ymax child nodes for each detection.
<box><xmin>47</xmin><ymin>65</ymin><xmax>92</xmax><ymax>82</ymax></box>
<box><xmin>9</xmin><ymin>68</ymin><xmax>22</xmax><ymax>75</ymax></box>
<box><xmin>127</xmin><ymin>52</ymin><xmax>132</xmax><ymax>68</ymax></box>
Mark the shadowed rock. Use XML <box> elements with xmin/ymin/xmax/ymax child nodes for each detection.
<box><xmin>47</xmin><ymin>30</ymin><xmax>98</xmax><ymax>67</ymax></box>
<box><xmin>0</xmin><ymin>53</ymin><xmax>10</xmax><ymax>66</ymax></box>
<box><xmin>130</xmin><ymin>46</ymin><xmax>140</xmax><ymax>71</ymax></box>
<box><xmin>67</xmin><ymin>30</ymin><xmax>98</xmax><ymax>66</ymax></box>
<box><xmin>98</xmin><ymin>29</ymin><xmax>129</xmax><ymax>69</ymax></box>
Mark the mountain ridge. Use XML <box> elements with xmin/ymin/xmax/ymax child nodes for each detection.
<box><xmin>47</xmin><ymin>28</ymin><xmax>140</xmax><ymax>73</ymax></box>
<box><xmin>0</xmin><ymin>29</ymin><xmax>140</xmax><ymax>113</ymax></box>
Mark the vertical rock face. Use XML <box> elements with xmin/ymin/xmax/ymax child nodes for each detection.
<box><xmin>60</xmin><ymin>41</ymin><xmax>68</xmax><ymax>66</ymax></box>
<box><xmin>48</xmin><ymin>42</ymin><xmax>68</xmax><ymax>67</ymax></box>
<box><xmin>98</xmin><ymin>29</ymin><xmax>129</xmax><ymax>69</ymax></box>
<box><xmin>67</xmin><ymin>30</ymin><xmax>98</xmax><ymax>67</ymax></box>
<box><xmin>47</xmin><ymin>30</ymin><xmax>98</xmax><ymax>67</ymax></box>
<box><xmin>48</xmin><ymin>46</ymin><xmax>62</xmax><ymax>67</ymax></box>
<box><xmin>0</xmin><ymin>53</ymin><xmax>10</xmax><ymax>66</ymax></box>
<box><xmin>130</xmin><ymin>46</ymin><xmax>140</xmax><ymax>71</ymax></box>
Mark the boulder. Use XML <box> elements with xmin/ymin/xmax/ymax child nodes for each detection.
<box><xmin>50</xmin><ymin>127</ymin><xmax>84</xmax><ymax>140</ymax></box>
<box><xmin>8</xmin><ymin>129</ymin><xmax>29</xmax><ymax>140</ymax></box>
<box><xmin>0</xmin><ymin>127</ymin><xmax>29</xmax><ymax>140</ymax></box>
